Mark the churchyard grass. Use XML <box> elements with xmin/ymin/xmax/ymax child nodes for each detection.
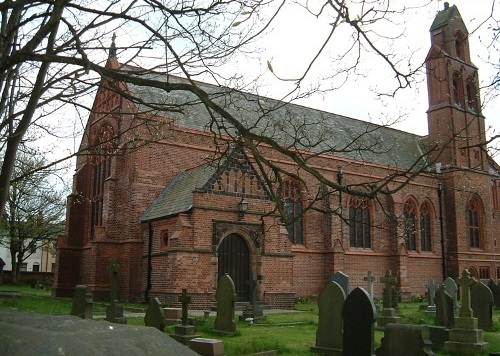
<box><xmin>1</xmin><ymin>285</ymin><xmax>499</xmax><ymax>355</ymax></box>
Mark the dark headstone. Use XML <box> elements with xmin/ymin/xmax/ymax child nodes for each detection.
<box><xmin>435</xmin><ymin>284</ymin><xmax>454</xmax><ymax>327</ymax></box>
<box><xmin>471</xmin><ymin>281</ymin><xmax>494</xmax><ymax>329</ymax></box>
<box><xmin>145</xmin><ymin>297</ymin><xmax>166</xmax><ymax>331</ymax></box>
<box><xmin>331</xmin><ymin>271</ymin><xmax>349</xmax><ymax>296</ymax></box>
<box><xmin>376</xmin><ymin>324</ymin><xmax>431</xmax><ymax>356</ymax></box>
<box><xmin>214</xmin><ymin>274</ymin><xmax>237</xmax><ymax>334</ymax></box>
<box><xmin>487</xmin><ymin>279</ymin><xmax>500</xmax><ymax>308</ymax></box>
<box><xmin>343</xmin><ymin>287</ymin><xmax>376</xmax><ymax>356</ymax></box>
<box><xmin>422</xmin><ymin>325</ymin><xmax>449</xmax><ymax>351</ymax></box>
<box><xmin>311</xmin><ymin>281</ymin><xmax>345</xmax><ymax>355</ymax></box>
<box><xmin>70</xmin><ymin>285</ymin><xmax>93</xmax><ymax>319</ymax></box>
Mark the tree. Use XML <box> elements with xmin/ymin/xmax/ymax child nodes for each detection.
<box><xmin>0</xmin><ymin>0</ymin><xmax>498</xmax><ymax>218</ymax></box>
<box><xmin>0</xmin><ymin>153</ymin><xmax>65</xmax><ymax>283</ymax></box>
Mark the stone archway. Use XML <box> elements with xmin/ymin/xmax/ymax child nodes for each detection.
<box><xmin>217</xmin><ymin>233</ymin><xmax>250</xmax><ymax>302</ymax></box>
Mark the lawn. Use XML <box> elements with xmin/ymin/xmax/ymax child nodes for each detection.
<box><xmin>1</xmin><ymin>283</ymin><xmax>499</xmax><ymax>355</ymax></box>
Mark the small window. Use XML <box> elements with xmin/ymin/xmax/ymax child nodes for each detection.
<box><xmin>452</xmin><ymin>72</ymin><xmax>464</xmax><ymax>107</ymax></box>
<box><xmin>420</xmin><ymin>203</ymin><xmax>432</xmax><ymax>252</ymax></box>
<box><xmin>32</xmin><ymin>263</ymin><xmax>40</xmax><ymax>272</ymax></box>
<box><xmin>479</xmin><ymin>267</ymin><xmax>490</xmax><ymax>279</ymax></box>
<box><xmin>466</xmin><ymin>77</ymin><xmax>478</xmax><ymax>112</ymax></box>
<box><xmin>349</xmin><ymin>197</ymin><xmax>371</xmax><ymax>248</ymax></box>
<box><xmin>20</xmin><ymin>263</ymin><xmax>28</xmax><ymax>272</ymax></box>
<box><xmin>467</xmin><ymin>198</ymin><xmax>482</xmax><ymax>248</ymax></box>
<box><xmin>161</xmin><ymin>230</ymin><xmax>169</xmax><ymax>248</ymax></box>
<box><xmin>455</xmin><ymin>32</ymin><xmax>465</xmax><ymax>60</ymax></box>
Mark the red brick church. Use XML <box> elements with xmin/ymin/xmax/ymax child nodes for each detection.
<box><xmin>54</xmin><ymin>4</ymin><xmax>499</xmax><ymax>308</ymax></box>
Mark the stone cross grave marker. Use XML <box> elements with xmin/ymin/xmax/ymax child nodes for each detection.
<box><xmin>179</xmin><ymin>288</ymin><xmax>191</xmax><ymax>326</ymax></box>
<box><xmin>456</xmin><ymin>269</ymin><xmax>476</xmax><ymax>318</ymax></box>
<box><xmin>364</xmin><ymin>271</ymin><xmax>376</xmax><ymax>299</ymax></box>
<box><xmin>425</xmin><ymin>279</ymin><xmax>437</xmax><ymax>315</ymax></box>
<box><xmin>247</xmin><ymin>276</ymin><xmax>262</xmax><ymax>318</ymax></box>
<box><xmin>434</xmin><ymin>284</ymin><xmax>454</xmax><ymax>327</ymax></box>
<box><xmin>144</xmin><ymin>297</ymin><xmax>166</xmax><ymax>331</ymax></box>
<box><xmin>444</xmin><ymin>276</ymin><xmax>458</xmax><ymax>309</ymax></box>
<box><xmin>471</xmin><ymin>281</ymin><xmax>493</xmax><ymax>329</ymax></box>
<box><xmin>380</xmin><ymin>270</ymin><xmax>397</xmax><ymax>309</ymax></box>
<box><xmin>331</xmin><ymin>271</ymin><xmax>349</xmax><ymax>297</ymax></box>
<box><xmin>342</xmin><ymin>287</ymin><xmax>376</xmax><ymax>356</ymax></box>
<box><xmin>311</xmin><ymin>281</ymin><xmax>345</xmax><ymax>355</ymax></box>
<box><xmin>214</xmin><ymin>273</ymin><xmax>237</xmax><ymax>334</ymax></box>
<box><xmin>105</xmin><ymin>257</ymin><xmax>126</xmax><ymax>324</ymax></box>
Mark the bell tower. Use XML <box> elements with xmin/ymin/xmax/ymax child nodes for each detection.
<box><xmin>426</xmin><ymin>2</ymin><xmax>487</xmax><ymax>171</ymax></box>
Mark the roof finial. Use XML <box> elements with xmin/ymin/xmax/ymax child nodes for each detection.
<box><xmin>444</xmin><ymin>2</ymin><xmax>449</xmax><ymax>10</ymax></box>
<box><xmin>109</xmin><ymin>33</ymin><xmax>116</xmax><ymax>57</ymax></box>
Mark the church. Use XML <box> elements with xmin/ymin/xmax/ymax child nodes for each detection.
<box><xmin>53</xmin><ymin>4</ymin><xmax>499</xmax><ymax>309</ymax></box>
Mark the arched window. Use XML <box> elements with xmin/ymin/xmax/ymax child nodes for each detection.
<box><xmin>467</xmin><ymin>197</ymin><xmax>482</xmax><ymax>248</ymax></box>
<box><xmin>403</xmin><ymin>201</ymin><xmax>417</xmax><ymax>251</ymax></box>
<box><xmin>420</xmin><ymin>202</ymin><xmax>432</xmax><ymax>252</ymax></box>
<box><xmin>349</xmin><ymin>197</ymin><xmax>371</xmax><ymax>248</ymax></box>
<box><xmin>455</xmin><ymin>32</ymin><xmax>465</xmax><ymax>60</ymax></box>
<box><xmin>283</xmin><ymin>181</ymin><xmax>303</xmax><ymax>245</ymax></box>
<box><xmin>452</xmin><ymin>72</ymin><xmax>464</xmax><ymax>108</ymax></box>
<box><xmin>466</xmin><ymin>77</ymin><xmax>477</xmax><ymax>112</ymax></box>
<box><xmin>90</xmin><ymin>122</ymin><xmax>115</xmax><ymax>240</ymax></box>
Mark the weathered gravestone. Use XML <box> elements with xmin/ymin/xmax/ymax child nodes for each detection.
<box><xmin>435</xmin><ymin>284</ymin><xmax>454</xmax><ymax>328</ymax></box>
<box><xmin>425</xmin><ymin>279</ymin><xmax>437</xmax><ymax>316</ymax></box>
<box><xmin>105</xmin><ymin>257</ymin><xmax>127</xmax><ymax>324</ymax></box>
<box><xmin>171</xmin><ymin>289</ymin><xmax>200</xmax><ymax>345</ymax></box>
<box><xmin>144</xmin><ymin>297</ymin><xmax>167</xmax><ymax>331</ymax></box>
<box><xmin>343</xmin><ymin>287</ymin><xmax>376</xmax><ymax>356</ymax></box>
<box><xmin>70</xmin><ymin>285</ymin><xmax>93</xmax><ymax>319</ymax></box>
<box><xmin>443</xmin><ymin>277</ymin><xmax>459</xmax><ymax>310</ymax></box>
<box><xmin>471</xmin><ymin>281</ymin><xmax>493</xmax><ymax>330</ymax></box>
<box><xmin>364</xmin><ymin>271</ymin><xmax>376</xmax><ymax>300</ymax></box>
<box><xmin>189</xmin><ymin>338</ymin><xmax>224</xmax><ymax>356</ymax></box>
<box><xmin>487</xmin><ymin>278</ymin><xmax>500</xmax><ymax>308</ymax></box>
<box><xmin>214</xmin><ymin>274</ymin><xmax>237</xmax><ymax>334</ymax></box>
<box><xmin>376</xmin><ymin>324</ymin><xmax>433</xmax><ymax>356</ymax></box>
<box><xmin>444</xmin><ymin>269</ymin><xmax>488</xmax><ymax>355</ymax></box>
<box><xmin>377</xmin><ymin>270</ymin><xmax>401</xmax><ymax>328</ymax></box>
<box><xmin>330</xmin><ymin>271</ymin><xmax>349</xmax><ymax>296</ymax></box>
<box><xmin>311</xmin><ymin>281</ymin><xmax>345</xmax><ymax>355</ymax></box>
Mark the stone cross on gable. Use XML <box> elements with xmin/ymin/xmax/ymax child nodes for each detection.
<box><xmin>380</xmin><ymin>270</ymin><xmax>397</xmax><ymax>309</ymax></box>
<box><xmin>364</xmin><ymin>271</ymin><xmax>376</xmax><ymax>298</ymax></box>
<box><xmin>109</xmin><ymin>257</ymin><xmax>120</xmax><ymax>305</ymax></box>
<box><xmin>178</xmin><ymin>288</ymin><xmax>191</xmax><ymax>326</ymax></box>
<box><xmin>457</xmin><ymin>269</ymin><xmax>477</xmax><ymax>318</ymax></box>
<box><xmin>427</xmin><ymin>279</ymin><xmax>437</xmax><ymax>306</ymax></box>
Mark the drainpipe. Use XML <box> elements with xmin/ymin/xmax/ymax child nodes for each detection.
<box><xmin>338</xmin><ymin>166</ymin><xmax>344</xmax><ymax>245</ymax></box>
<box><xmin>438</xmin><ymin>180</ymin><xmax>446</xmax><ymax>281</ymax></box>
<box><xmin>145</xmin><ymin>221</ymin><xmax>153</xmax><ymax>302</ymax></box>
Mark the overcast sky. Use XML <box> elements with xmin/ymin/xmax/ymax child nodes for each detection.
<box><xmin>229</xmin><ymin>0</ymin><xmax>495</xmax><ymax>160</ymax></box>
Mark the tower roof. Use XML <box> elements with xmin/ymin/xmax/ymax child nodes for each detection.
<box><xmin>430</xmin><ymin>3</ymin><xmax>465</xmax><ymax>32</ymax></box>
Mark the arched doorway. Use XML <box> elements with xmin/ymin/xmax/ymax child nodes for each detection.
<box><xmin>218</xmin><ymin>233</ymin><xmax>250</xmax><ymax>302</ymax></box>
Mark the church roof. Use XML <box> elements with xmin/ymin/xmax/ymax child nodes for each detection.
<box><xmin>430</xmin><ymin>3</ymin><xmax>464</xmax><ymax>32</ymax></box>
<box><xmin>140</xmin><ymin>163</ymin><xmax>219</xmax><ymax>222</ymax></box>
<box><xmin>122</xmin><ymin>67</ymin><xmax>427</xmax><ymax>171</ymax></box>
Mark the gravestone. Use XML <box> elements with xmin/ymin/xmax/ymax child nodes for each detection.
<box><xmin>311</xmin><ymin>281</ymin><xmax>345</xmax><ymax>355</ymax></box>
<box><xmin>189</xmin><ymin>338</ymin><xmax>224</xmax><ymax>356</ymax></box>
<box><xmin>105</xmin><ymin>258</ymin><xmax>127</xmax><ymax>324</ymax></box>
<box><xmin>364</xmin><ymin>271</ymin><xmax>376</xmax><ymax>299</ymax></box>
<box><xmin>213</xmin><ymin>274</ymin><xmax>237</xmax><ymax>334</ymax></box>
<box><xmin>434</xmin><ymin>284</ymin><xmax>454</xmax><ymax>328</ymax></box>
<box><xmin>487</xmin><ymin>278</ymin><xmax>500</xmax><ymax>308</ymax></box>
<box><xmin>144</xmin><ymin>297</ymin><xmax>166</xmax><ymax>331</ymax></box>
<box><xmin>244</xmin><ymin>276</ymin><xmax>263</xmax><ymax>319</ymax></box>
<box><xmin>171</xmin><ymin>289</ymin><xmax>200</xmax><ymax>345</ymax></box>
<box><xmin>330</xmin><ymin>271</ymin><xmax>349</xmax><ymax>296</ymax></box>
<box><xmin>422</xmin><ymin>325</ymin><xmax>449</xmax><ymax>352</ymax></box>
<box><xmin>70</xmin><ymin>285</ymin><xmax>93</xmax><ymax>319</ymax></box>
<box><xmin>425</xmin><ymin>279</ymin><xmax>437</xmax><ymax>316</ymax></box>
<box><xmin>443</xmin><ymin>277</ymin><xmax>459</xmax><ymax>310</ymax></box>
<box><xmin>375</xmin><ymin>324</ymin><xmax>432</xmax><ymax>356</ymax></box>
<box><xmin>377</xmin><ymin>270</ymin><xmax>400</xmax><ymax>328</ymax></box>
<box><xmin>343</xmin><ymin>287</ymin><xmax>376</xmax><ymax>356</ymax></box>
<box><xmin>444</xmin><ymin>269</ymin><xmax>488</xmax><ymax>355</ymax></box>
<box><xmin>471</xmin><ymin>281</ymin><xmax>493</xmax><ymax>329</ymax></box>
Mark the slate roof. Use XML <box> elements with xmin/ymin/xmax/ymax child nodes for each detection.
<box><xmin>430</xmin><ymin>4</ymin><xmax>464</xmax><ymax>32</ymax></box>
<box><xmin>122</xmin><ymin>66</ymin><xmax>427</xmax><ymax>171</ymax></box>
<box><xmin>140</xmin><ymin>163</ymin><xmax>220</xmax><ymax>222</ymax></box>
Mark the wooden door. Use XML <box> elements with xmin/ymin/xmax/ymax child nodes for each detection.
<box><xmin>218</xmin><ymin>233</ymin><xmax>250</xmax><ymax>302</ymax></box>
